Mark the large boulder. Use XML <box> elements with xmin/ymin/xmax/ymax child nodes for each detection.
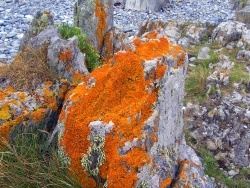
<box><xmin>212</xmin><ymin>21</ymin><xmax>247</xmax><ymax>47</ymax></box>
<box><xmin>52</xmin><ymin>31</ymin><xmax>214</xmax><ymax>187</ymax></box>
<box><xmin>125</xmin><ymin>0</ymin><xmax>167</xmax><ymax>12</ymax></box>
<box><xmin>74</xmin><ymin>0</ymin><xmax>114</xmax><ymax>59</ymax></box>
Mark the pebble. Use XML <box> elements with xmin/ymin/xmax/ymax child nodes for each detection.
<box><xmin>0</xmin><ymin>0</ymin><xmax>236</xmax><ymax>62</ymax></box>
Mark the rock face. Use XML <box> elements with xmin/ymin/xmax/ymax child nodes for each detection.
<box><xmin>19</xmin><ymin>11</ymin><xmax>54</xmax><ymax>51</ymax></box>
<box><xmin>74</xmin><ymin>0</ymin><xmax>114</xmax><ymax>58</ymax></box>
<box><xmin>236</xmin><ymin>0</ymin><xmax>250</xmax><ymax>28</ymax></box>
<box><xmin>125</xmin><ymin>0</ymin><xmax>167</xmax><ymax>11</ymax></box>
<box><xmin>54</xmin><ymin>31</ymin><xmax>214</xmax><ymax>187</ymax></box>
<box><xmin>25</xmin><ymin>25</ymin><xmax>89</xmax><ymax>82</ymax></box>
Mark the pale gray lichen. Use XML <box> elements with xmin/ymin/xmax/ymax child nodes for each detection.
<box><xmin>81</xmin><ymin>134</ymin><xmax>106</xmax><ymax>177</ymax></box>
<box><xmin>137</xmin><ymin>180</ymin><xmax>149</xmax><ymax>188</ymax></box>
<box><xmin>58</xmin><ymin>146</ymin><xmax>71</xmax><ymax>168</ymax></box>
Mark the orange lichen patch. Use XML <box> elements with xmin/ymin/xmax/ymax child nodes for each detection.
<box><xmin>41</xmin><ymin>87</ymin><xmax>57</xmax><ymax>111</ymax></box>
<box><xmin>155</xmin><ymin>64</ymin><xmax>167</xmax><ymax>79</ymax></box>
<box><xmin>144</xmin><ymin>30</ymin><xmax>158</xmax><ymax>39</ymax></box>
<box><xmin>160</xmin><ymin>177</ymin><xmax>172</xmax><ymax>188</ymax></box>
<box><xmin>178</xmin><ymin>160</ymin><xmax>190</xmax><ymax>182</ymax></box>
<box><xmin>72</xmin><ymin>72</ymin><xmax>86</xmax><ymax>85</ymax></box>
<box><xmin>0</xmin><ymin>103</ymin><xmax>11</xmax><ymax>120</ymax></box>
<box><xmin>60</xmin><ymin>34</ymin><xmax>185</xmax><ymax>187</ymax></box>
<box><xmin>95</xmin><ymin>0</ymin><xmax>107</xmax><ymax>51</ymax></box>
<box><xmin>17</xmin><ymin>92</ymin><xmax>27</xmax><ymax>103</ymax></box>
<box><xmin>59</xmin><ymin>48</ymin><xmax>72</xmax><ymax>62</ymax></box>
<box><xmin>0</xmin><ymin>112</ymin><xmax>28</xmax><ymax>141</ymax></box>
<box><xmin>134</xmin><ymin>37</ymin><xmax>170</xmax><ymax>60</ymax></box>
<box><xmin>29</xmin><ymin>108</ymin><xmax>47</xmax><ymax>124</ymax></box>
<box><xmin>58</xmin><ymin>83</ymin><xmax>69</xmax><ymax>100</ymax></box>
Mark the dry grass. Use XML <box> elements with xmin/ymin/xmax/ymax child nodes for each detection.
<box><xmin>0</xmin><ymin>46</ymin><xmax>57</xmax><ymax>91</ymax></box>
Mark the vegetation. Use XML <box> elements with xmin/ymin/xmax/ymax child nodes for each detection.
<box><xmin>185</xmin><ymin>43</ymin><xmax>219</xmax><ymax>103</ymax></box>
<box><xmin>0</xmin><ymin>46</ymin><xmax>57</xmax><ymax>91</ymax></box>
<box><xmin>0</xmin><ymin>129</ymin><xmax>82</xmax><ymax>188</ymax></box>
<box><xmin>58</xmin><ymin>24</ymin><xmax>100</xmax><ymax>72</ymax></box>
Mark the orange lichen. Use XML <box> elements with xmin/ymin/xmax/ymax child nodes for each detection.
<box><xmin>29</xmin><ymin>108</ymin><xmax>47</xmax><ymax>124</ymax></box>
<box><xmin>95</xmin><ymin>0</ymin><xmax>107</xmax><ymax>51</ymax></box>
<box><xmin>144</xmin><ymin>30</ymin><xmax>158</xmax><ymax>39</ymax></box>
<box><xmin>160</xmin><ymin>177</ymin><xmax>172</xmax><ymax>188</ymax></box>
<box><xmin>59</xmin><ymin>33</ymin><xmax>186</xmax><ymax>187</ymax></box>
<box><xmin>59</xmin><ymin>48</ymin><xmax>72</xmax><ymax>62</ymax></box>
<box><xmin>0</xmin><ymin>103</ymin><xmax>11</xmax><ymax>120</ymax></box>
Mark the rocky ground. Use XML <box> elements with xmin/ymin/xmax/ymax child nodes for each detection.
<box><xmin>0</xmin><ymin>0</ymin><xmax>235</xmax><ymax>62</ymax></box>
<box><xmin>0</xmin><ymin>0</ymin><xmax>249</xmax><ymax>187</ymax></box>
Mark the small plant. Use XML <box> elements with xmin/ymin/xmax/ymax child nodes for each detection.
<box><xmin>58</xmin><ymin>24</ymin><xmax>100</xmax><ymax>72</ymax></box>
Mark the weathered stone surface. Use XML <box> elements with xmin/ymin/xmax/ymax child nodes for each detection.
<box><xmin>236</xmin><ymin>50</ymin><xmax>250</xmax><ymax>60</ymax></box>
<box><xmin>19</xmin><ymin>11</ymin><xmax>54</xmax><ymax>51</ymax></box>
<box><xmin>53</xmin><ymin>31</ymin><xmax>214</xmax><ymax>187</ymax></box>
<box><xmin>198</xmin><ymin>47</ymin><xmax>210</xmax><ymax>59</ymax></box>
<box><xmin>185</xmin><ymin>24</ymin><xmax>207</xmax><ymax>44</ymax></box>
<box><xmin>125</xmin><ymin>0</ymin><xmax>167</xmax><ymax>12</ymax></box>
<box><xmin>212</xmin><ymin>21</ymin><xmax>247</xmax><ymax>47</ymax></box>
<box><xmin>27</xmin><ymin>25</ymin><xmax>60</xmax><ymax>49</ymax></box>
<box><xmin>47</xmin><ymin>35</ymin><xmax>89</xmax><ymax>81</ymax></box>
<box><xmin>74</xmin><ymin>0</ymin><xmax>114</xmax><ymax>58</ymax></box>
<box><xmin>236</xmin><ymin>1</ymin><xmax>250</xmax><ymax>29</ymax></box>
<box><xmin>0</xmin><ymin>80</ymin><xmax>69</xmax><ymax>141</ymax></box>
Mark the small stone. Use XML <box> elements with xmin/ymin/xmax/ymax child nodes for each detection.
<box><xmin>206</xmin><ymin>139</ymin><xmax>217</xmax><ymax>151</ymax></box>
<box><xmin>198</xmin><ymin>47</ymin><xmax>210</xmax><ymax>59</ymax></box>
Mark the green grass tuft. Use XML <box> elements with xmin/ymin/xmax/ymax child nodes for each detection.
<box><xmin>58</xmin><ymin>24</ymin><xmax>100</xmax><ymax>72</ymax></box>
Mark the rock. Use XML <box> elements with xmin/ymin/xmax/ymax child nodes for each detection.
<box><xmin>19</xmin><ymin>11</ymin><xmax>54</xmax><ymax>51</ymax></box>
<box><xmin>0</xmin><ymin>80</ymin><xmax>70</xmax><ymax>141</ymax></box>
<box><xmin>178</xmin><ymin>37</ymin><xmax>190</xmax><ymax>48</ymax></box>
<box><xmin>198</xmin><ymin>47</ymin><xmax>210</xmax><ymax>59</ymax></box>
<box><xmin>238</xmin><ymin>29</ymin><xmax>250</xmax><ymax>50</ymax></box>
<box><xmin>52</xmin><ymin>31</ymin><xmax>214</xmax><ymax>187</ymax></box>
<box><xmin>125</xmin><ymin>0</ymin><xmax>167</xmax><ymax>12</ymax></box>
<box><xmin>185</xmin><ymin>24</ymin><xmax>207</xmax><ymax>44</ymax></box>
<box><xmin>212</xmin><ymin>21</ymin><xmax>247</xmax><ymax>47</ymax></box>
<box><xmin>236</xmin><ymin>1</ymin><xmax>250</xmax><ymax>29</ymax></box>
<box><xmin>47</xmin><ymin>35</ymin><xmax>89</xmax><ymax>81</ymax></box>
<box><xmin>26</xmin><ymin>25</ymin><xmax>60</xmax><ymax>48</ymax></box>
<box><xmin>74</xmin><ymin>0</ymin><xmax>114</xmax><ymax>59</ymax></box>
<box><xmin>236</xmin><ymin>50</ymin><xmax>250</xmax><ymax>60</ymax></box>
<box><xmin>206</xmin><ymin>139</ymin><xmax>218</xmax><ymax>151</ymax></box>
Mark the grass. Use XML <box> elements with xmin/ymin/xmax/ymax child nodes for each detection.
<box><xmin>0</xmin><ymin>130</ymin><xmax>82</xmax><ymax>188</ymax></box>
<box><xmin>185</xmin><ymin>46</ymin><xmax>219</xmax><ymax>103</ymax></box>
<box><xmin>0</xmin><ymin>45</ymin><xmax>57</xmax><ymax>91</ymax></box>
<box><xmin>57</xmin><ymin>24</ymin><xmax>100</xmax><ymax>72</ymax></box>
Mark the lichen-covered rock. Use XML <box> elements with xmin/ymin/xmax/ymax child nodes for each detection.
<box><xmin>0</xmin><ymin>80</ymin><xmax>69</xmax><ymax>141</ymax></box>
<box><xmin>74</xmin><ymin>0</ymin><xmax>114</xmax><ymax>59</ymax></box>
<box><xmin>22</xmin><ymin>25</ymin><xmax>89</xmax><ymax>82</ymax></box>
<box><xmin>26</xmin><ymin>25</ymin><xmax>60</xmax><ymax>49</ymax></box>
<box><xmin>185</xmin><ymin>24</ymin><xmax>207</xmax><ymax>44</ymax></box>
<box><xmin>54</xmin><ymin>30</ymin><xmax>214</xmax><ymax>187</ymax></box>
<box><xmin>125</xmin><ymin>0</ymin><xmax>167</xmax><ymax>12</ymax></box>
<box><xmin>212</xmin><ymin>21</ymin><xmax>247</xmax><ymax>47</ymax></box>
<box><xmin>47</xmin><ymin>35</ymin><xmax>89</xmax><ymax>82</ymax></box>
<box><xmin>19</xmin><ymin>11</ymin><xmax>54</xmax><ymax>51</ymax></box>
